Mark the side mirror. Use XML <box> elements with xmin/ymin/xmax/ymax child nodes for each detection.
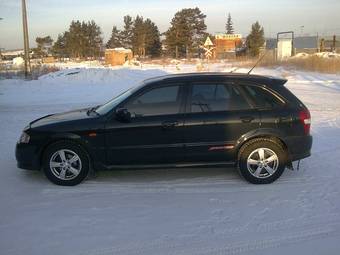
<box><xmin>115</xmin><ymin>108</ymin><xmax>131</xmax><ymax>122</ymax></box>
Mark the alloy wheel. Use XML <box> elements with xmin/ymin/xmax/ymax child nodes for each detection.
<box><xmin>246</xmin><ymin>147</ymin><xmax>279</xmax><ymax>179</ymax></box>
<box><xmin>49</xmin><ymin>149</ymin><xmax>82</xmax><ymax>180</ymax></box>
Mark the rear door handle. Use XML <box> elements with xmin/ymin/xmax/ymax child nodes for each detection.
<box><xmin>240</xmin><ymin>116</ymin><xmax>255</xmax><ymax>123</ymax></box>
<box><xmin>162</xmin><ymin>121</ymin><xmax>179</xmax><ymax>129</ymax></box>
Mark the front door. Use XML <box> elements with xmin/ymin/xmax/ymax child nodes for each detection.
<box><xmin>182</xmin><ymin>81</ymin><xmax>260</xmax><ymax>162</ymax></box>
<box><xmin>105</xmin><ymin>83</ymin><xmax>186</xmax><ymax>166</ymax></box>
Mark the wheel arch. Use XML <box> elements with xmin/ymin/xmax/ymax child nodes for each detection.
<box><xmin>234</xmin><ymin>129</ymin><xmax>290</xmax><ymax>161</ymax></box>
<box><xmin>38</xmin><ymin>133</ymin><xmax>93</xmax><ymax>169</ymax></box>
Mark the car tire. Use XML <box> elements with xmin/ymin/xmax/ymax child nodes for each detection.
<box><xmin>238</xmin><ymin>138</ymin><xmax>287</xmax><ymax>184</ymax></box>
<box><xmin>43</xmin><ymin>141</ymin><xmax>90</xmax><ymax>186</ymax></box>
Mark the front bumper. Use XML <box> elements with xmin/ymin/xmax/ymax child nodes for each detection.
<box><xmin>284</xmin><ymin>135</ymin><xmax>313</xmax><ymax>162</ymax></box>
<box><xmin>15</xmin><ymin>143</ymin><xmax>41</xmax><ymax>170</ymax></box>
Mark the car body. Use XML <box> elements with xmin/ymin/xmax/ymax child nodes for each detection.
<box><xmin>16</xmin><ymin>73</ymin><xmax>312</xmax><ymax>185</ymax></box>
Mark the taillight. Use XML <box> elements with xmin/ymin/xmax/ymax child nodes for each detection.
<box><xmin>299</xmin><ymin>109</ymin><xmax>311</xmax><ymax>135</ymax></box>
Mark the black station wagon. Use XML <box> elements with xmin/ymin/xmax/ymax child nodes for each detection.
<box><xmin>16</xmin><ymin>73</ymin><xmax>312</xmax><ymax>186</ymax></box>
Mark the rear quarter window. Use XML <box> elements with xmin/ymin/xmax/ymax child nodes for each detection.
<box><xmin>242</xmin><ymin>85</ymin><xmax>285</xmax><ymax>109</ymax></box>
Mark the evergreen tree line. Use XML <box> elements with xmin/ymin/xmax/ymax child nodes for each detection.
<box><xmin>39</xmin><ymin>8</ymin><xmax>265</xmax><ymax>59</ymax></box>
<box><xmin>106</xmin><ymin>15</ymin><xmax>161</xmax><ymax>57</ymax></box>
<box><xmin>52</xmin><ymin>20</ymin><xmax>103</xmax><ymax>59</ymax></box>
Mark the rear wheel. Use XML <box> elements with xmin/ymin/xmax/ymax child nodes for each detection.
<box><xmin>43</xmin><ymin>141</ymin><xmax>89</xmax><ymax>186</ymax></box>
<box><xmin>238</xmin><ymin>138</ymin><xmax>287</xmax><ymax>184</ymax></box>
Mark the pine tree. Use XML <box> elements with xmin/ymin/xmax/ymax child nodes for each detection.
<box><xmin>68</xmin><ymin>20</ymin><xmax>83</xmax><ymax>58</ymax></box>
<box><xmin>52</xmin><ymin>33</ymin><xmax>67</xmax><ymax>59</ymax></box>
<box><xmin>120</xmin><ymin>15</ymin><xmax>133</xmax><ymax>49</ymax></box>
<box><xmin>52</xmin><ymin>20</ymin><xmax>103</xmax><ymax>59</ymax></box>
<box><xmin>85</xmin><ymin>20</ymin><xmax>103</xmax><ymax>58</ymax></box>
<box><xmin>106</xmin><ymin>26</ymin><xmax>122</xmax><ymax>49</ymax></box>
<box><xmin>131</xmin><ymin>16</ymin><xmax>161</xmax><ymax>58</ymax></box>
<box><xmin>132</xmin><ymin>15</ymin><xmax>146</xmax><ymax>57</ymax></box>
<box><xmin>246</xmin><ymin>21</ymin><xmax>265</xmax><ymax>57</ymax></box>
<box><xmin>226</xmin><ymin>13</ymin><xmax>234</xmax><ymax>34</ymax></box>
<box><xmin>34</xmin><ymin>36</ymin><xmax>53</xmax><ymax>58</ymax></box>
<box><xmin>164</xmin><ymin>7</ymin><xmax>207</xmax><ymax>58</ymax></box>
<box><xmin>144</xmin><ymin>18</ymin><xmax>161</xmax><ymax>57</ymax></box>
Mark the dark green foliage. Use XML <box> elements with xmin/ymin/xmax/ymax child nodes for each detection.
<box><xmin>106</xmin><ymin>15</ymin><xmax>161</xmax><ymax>58</ymax></box>
<box><xmin>34</xmin><ymin>36</ymin><xmax>53</xmax><ymax>58</ymax></box>
<box><xmin>52</xmin><ymin>20</ymin><xmax>103</xmax><ymax>59</ymax></box>
<box><xmin>52</xmin><ymin>33</ymin><xmax>68</xmax><ymax>58</ymax></box>
<box><xmin>164</xmin><ymin>7</ymin><xmax>207</xmax><ymax>58</ymax></box>
<box><xmin>246</xmin><ymin>21</ymin><xmax>265</xmax><ymax>57</ymax></box>
<box><xmin>120</xmin><ymin>15</ymin><xmax>133</xmax><ymax>49</ymax></box>
<box><xmin>132</xmin><ymin>16</ymin><xmax>161</xmax><ymax>58</ymax></box>
<box><xmin>131</xmin><ymin>15</ymin><xmax>146</xmax><ymax>57</ymax></box>
<box><xmin>226</xmin><ymin>13</ymin><xmax>234</xmax><ymax>34</ymax></box>
<box><xmin>106</xmin><ymin>26</ymin><xmax>122</xmax><ymax>49</ymax></box>
<box><xmin>144</xmin><ymin>19</ymin><xmax>161</xmax><ymax>57</ymax></box>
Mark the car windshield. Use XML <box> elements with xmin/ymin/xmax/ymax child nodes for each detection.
<box><xmin>95</xmin><ymin>87</ymin><xmax>136</xmax><ymax>115</ymax></box>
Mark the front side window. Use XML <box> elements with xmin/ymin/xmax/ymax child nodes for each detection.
<box><xmin>190</xmin><ymin>83</ymin><xmax>251</xmax><ymax>113</ymax></box>
<box><xmin>126</xmin><ymin>85</ymin><xmax>181</xmax><ymax>117</ymax></box>
<box><xmin>242</xmin><ymin>85</ymin><xmax>284</xmax><ymax>109</ymax></box>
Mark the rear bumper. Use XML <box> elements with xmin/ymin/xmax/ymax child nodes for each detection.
<box><xmin>15</xmin><ymin>143</ymin><xmax>41</xmax><ymax>170</ymax></box>
<box><xmin>284</xmin><ymin>135</ymin><xmax>313</xmax><ymax>161</ymax></box>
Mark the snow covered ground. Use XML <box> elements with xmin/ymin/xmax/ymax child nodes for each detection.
<box><xmin>1</xmin><ymin>64</ymin><xmax>340</xmax><ymax>255</ymax></box>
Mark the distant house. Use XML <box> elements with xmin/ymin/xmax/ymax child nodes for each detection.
<box><xmin>213</xmin><ymin>34</ymin><xmax>243</xmax><ymax>59</ymax></box>
<box><xmin>105</xmin><ymin>48</ymin><xmax>133</xmax><ymax>66</ymax></box>
<box><xmin>1</xmin><ymin>49</ymin><xmax>24</xmax><ymax>61</ymax></box>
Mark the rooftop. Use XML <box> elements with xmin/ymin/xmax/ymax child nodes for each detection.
<box><xmin>143</xmin><ymin>72</ymin><xmax>287</xmax><ymax>86</ymax></box>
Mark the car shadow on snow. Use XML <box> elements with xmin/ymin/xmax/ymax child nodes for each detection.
<box><xmin>90</xmin><ymin>166</ymin><xmax>242</xmax><ymax>184</ymax></box>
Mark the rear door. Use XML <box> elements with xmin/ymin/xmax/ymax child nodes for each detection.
<box><xmin>241</xmin><ymin>83</ymin><xmax>290</xmax><ymax>134</ymax></box>
<box><xmin>182</xmin><ymin>81</ymin><xmax>260</xmax><ymax>163</ymax></box>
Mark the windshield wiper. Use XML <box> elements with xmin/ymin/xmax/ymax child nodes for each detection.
<box><xmin>87</xmin><ymin>105</ymin><xmax>100</xmax><ymax>116</ymax></box>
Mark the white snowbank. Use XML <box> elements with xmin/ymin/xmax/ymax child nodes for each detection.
<box><xmin>293</xmin><ymin>52</ymin><xmax>340</xmax><ymax>59</ymax></box>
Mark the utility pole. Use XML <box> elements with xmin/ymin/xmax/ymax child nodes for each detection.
<box><xmin>22</xmin><ymin>0</ymin><xmax>31</xmax><ymax>77</ymax></box>
<box><xmin>0</xmin><ymin>18</ymin><xmax>3</xmax><ymax>59</ymax></box>
<box><xmin>300</xmin><ymin>26</ymin><xmax>304</xmax><ymax>36</ymax></box>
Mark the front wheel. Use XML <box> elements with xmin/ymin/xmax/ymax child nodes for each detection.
<box><xmin>43</xmin><ymin>141</ymin><xmax>89</xmax><ymax>186</ymax></box>
<box><xmin>238</xmin><ymin>138</ymin><xmax>287</xmax><ymax>184</ymax></box>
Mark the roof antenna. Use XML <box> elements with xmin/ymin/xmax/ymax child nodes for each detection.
<box><xmin>247</xmin><ymin>51</ymin><xmax>268</xmax><ymax>75</ymax></box>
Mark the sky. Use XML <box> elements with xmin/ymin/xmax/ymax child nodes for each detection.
<box><xmin>0</xmin><ymin>0</ymin><xmax>340</xmax><ymax>50</ymax></box>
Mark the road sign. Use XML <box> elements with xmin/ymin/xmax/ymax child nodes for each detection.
<box><xmin>205</xmin><ymin>49</ymin><xmax>213</xmax><ymax>58</ymax></box>
<box><xmin>204</xmin><ymin>37</ymin><xmax>214</xmax><ymax>47</ymax></box>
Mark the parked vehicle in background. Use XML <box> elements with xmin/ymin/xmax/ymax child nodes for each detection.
<box><xmin>16</xmin><ymin>73</ymin><xmax>312</xmax><ymax>186</ymax></box>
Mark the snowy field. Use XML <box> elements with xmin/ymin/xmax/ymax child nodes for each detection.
<box><xmin>1</xmin><ymin>64</ymin><xmax>340</xmax><ymax>255</ymax></box>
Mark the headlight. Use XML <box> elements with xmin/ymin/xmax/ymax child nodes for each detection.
<box><xmin>19</xmin><ymin>132</ymin><xmax>30</xmax><ymax>144</ymax></box>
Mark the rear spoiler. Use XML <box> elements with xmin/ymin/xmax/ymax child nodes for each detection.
<box><xmin>270</xmin><ymin>77</ymin><xmax>287</xmax><ymax>86</ymax></box>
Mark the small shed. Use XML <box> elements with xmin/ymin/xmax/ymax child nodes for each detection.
<box><xmin>105</xmin><ymin>48</ymin><xmax>133</xmax><ymax>66</ymax></box>
<box><xmin>42</xmin><ymin>56</ymin><xmax>55</xmax><ymax>63</ymax></box>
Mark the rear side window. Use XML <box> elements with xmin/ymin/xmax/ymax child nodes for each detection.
<box><xmin>243</xmin><ymin>85</ymin><xmax>284</xmax><ymax>109</ymax></box>
<box><xmin>190</xmin><ymin>83</ymin><xmax>251</xmax><ymax>112</ymax></box>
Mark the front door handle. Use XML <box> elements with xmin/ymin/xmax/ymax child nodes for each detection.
<box><xmin>240</xmin><ymin>116</ymin><xmax>255</xmax><ymax>123</ymax></box>
<box><xmin>162</xmin><ymin>121</ymin><xmax>179</xmax><ymax>129</ymax></box>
